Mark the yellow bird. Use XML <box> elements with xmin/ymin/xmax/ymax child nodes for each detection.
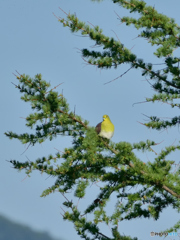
<box><xmin>96</xmin><ymin>115</ymin><xmax>114</xmax><ymax>139</ymax></box>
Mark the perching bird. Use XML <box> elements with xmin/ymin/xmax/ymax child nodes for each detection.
<box><xmin>96</xmin><ymin>115</ymin><xmax>114</xmax><ymax>139</ymax></box>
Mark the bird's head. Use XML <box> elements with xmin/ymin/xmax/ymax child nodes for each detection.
<box><xmin>103</xmin><ymin>115</ymin><xmax>110</xmax><ymax>121</ymax></box>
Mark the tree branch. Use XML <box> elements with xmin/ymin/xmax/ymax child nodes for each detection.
<box><xmin>102</xmin><ymin>140</ymin><xmax>180</xmax><ymax>199</ymax></box>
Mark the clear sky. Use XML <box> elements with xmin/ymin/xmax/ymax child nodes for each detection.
<box><xmin>1</xmin><ymin>1</ymin><xmax>180</xmax><ymax>240</ymax></box>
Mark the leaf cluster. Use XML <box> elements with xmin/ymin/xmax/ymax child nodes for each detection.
<box><xmin>5</xmin><ymin>74</ymin><xmax>88</xmax><ymax>145</ymax></box>
<box><xmin>6</xmin><ymin>1</ymin><xmax>180</xmax><ymax>239</ymax></box>
<box><xmin>57</xmin><ymin>0</ymin><xmax>180</xmax><ymax>132</ymax></box>
<box><xmin>6</xmin><ymin>74</ymin><xmax>180</xmax><ymax>240</ymax></box>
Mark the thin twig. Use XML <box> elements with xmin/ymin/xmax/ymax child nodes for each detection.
<box><xmin>74</xmin><ymin>105</ymin><xmax>76</xmax><ymax>116</ymax></box>
<box><xmin>111</xmin><ymin>29</ymin><xmax>121</xmax><ymax>43</ymax></box>
<box><xmin>21</xmin><ymin>143</ymin><xmax>31</xmax><ymax>155</ymax></box>
<box><xmin>11</xmin><ymin>82</ymin><xmax>21</xmax><ymax>89</ymax></box>
<box><xmin>60</xmin><ymin>207</ymin><xmax>66</xmax><ymax>213</ymax></box>
<box><xmin>21</xmin><ymin>175</ymin><xmax>28</xmax><ymax>182</ymax></box>
<box><xmin>104</xmin><ymin>66</ymin><xmax>133</xmax><ymax>85</ymax></box>
<box><xmin>45</xmin><ymin>82</ymin><xmax>64</xmax><ymax>94</ymax></box>
<box><xmin>97</xmin><ymin>231</ymin><xmax>111</xmax><ymax>239</ymax></box>
<box><xmin>58</xmin><ymin>7</ymin><xmax>69</xmax><ymax>16</ymax></box>
<box><xmin>87</xmin><ymin>21</ymin><xmax>95</xmax><ymax>28</ymax></box>
<box><xmin>54</xmin><ymin>148</ymin><xmax>65</xmax><ymax>154</ymax></box>
<box><xmin>52</xmin><ymin>12</ymin><xmax>61</xmax><ymax>21</ymax></box>
<box><xmin>114</xmin><ymin>11</ymin><xmax>122</xmax><ymax>21</ymax></box>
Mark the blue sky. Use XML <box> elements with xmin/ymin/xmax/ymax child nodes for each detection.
<box><xmin>1</xmin><ymin>1</ymin><xmax>180</xmax><ymax>240</ymax></box>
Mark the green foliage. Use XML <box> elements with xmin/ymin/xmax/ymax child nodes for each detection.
<box><xmin>6</xmin><ymin>73</ymin><xmax>180</xmax><ymax>240</ymax></box>
<box><xmin>6</xmin><ymin>1</ymin><xmax>180</xmax><ymax>240</ymax></box>
<box><xmin>58</xmin><ymin>0</ymin><xmax>180</xmax><ymax>129</ymax></box>
<box><xmin>5</xmin><ymin>74</ymin><xmax>88</xmax><ymax>145</ymax></box>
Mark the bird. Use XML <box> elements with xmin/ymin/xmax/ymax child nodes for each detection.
<box><xmin>95</xmin><ymin>115</ymin><xmax>114</xmax><ymax>139</ymax></box>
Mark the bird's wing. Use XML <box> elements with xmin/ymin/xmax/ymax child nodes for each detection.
<box><xmin>95</xmin><ymin>122</ymin><xmax>101</xmax><ymax>134</ymax></box>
